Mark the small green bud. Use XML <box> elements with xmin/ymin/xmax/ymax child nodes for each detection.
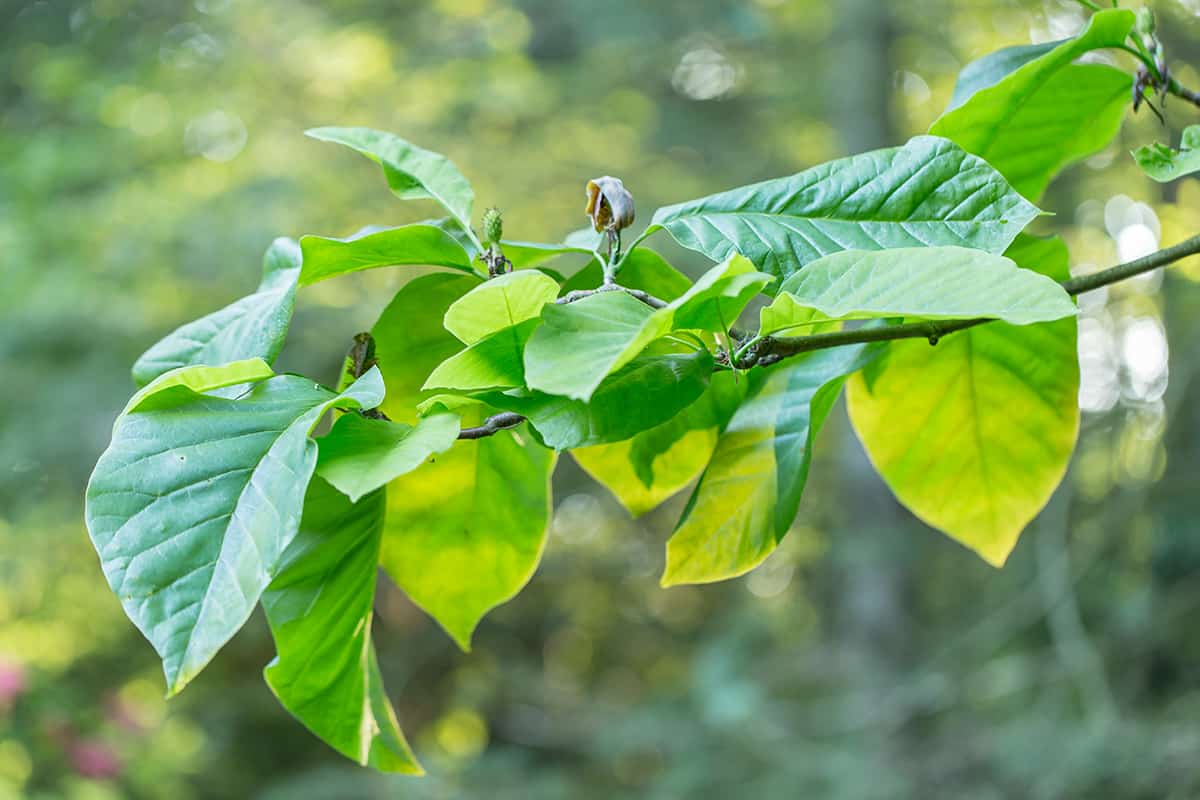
<box><xmin>1136</xmin><ymin>7</ymin><xmax>1155</xmax><ymax>37</ymax></box>
<box><xmin>483</xmin><ymin>207</ymin><xmax>503</xmax><ymax>245</ymax></box>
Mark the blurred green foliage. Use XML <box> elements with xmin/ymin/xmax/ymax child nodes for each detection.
<box><xmin>5</xmin><ymin>0</ymin><xmax>1200</xmax><ymax>797</ymax></box>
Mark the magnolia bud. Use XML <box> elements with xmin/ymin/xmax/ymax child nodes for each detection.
<box><xmin>482</xmin><ymin>207</ymin><xmax>503</xmax><ymax>245</ymax></box>
<box><xmin>585</xmin><ymin>176</ymin><xmax>635</xmax><ymax>233</ymax></box>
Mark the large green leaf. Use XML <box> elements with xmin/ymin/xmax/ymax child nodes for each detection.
<box><xmin>642</xmin><ymin>135</ymin><xmax>1039</xmax><ymax>282</ymax></box>
<box><xmin>1132</xmin><ymin>126</ymin><xmax>1200</xmax><ymax>183</ymax></box>
<box><xmin>661</xmin><ymin>342</ymin><xmax>879</xmax><ymax>586</ymax></box>
<box><xmin>315</xmin><ymin>412</ymin><xmax>461</xmax><ymax>502</ymax></box>
<box><xmin>946</xmin><ymin>40</ymin><xmax>1061</xmax><ymax>111</ymax></box>
<box><xmin>525</xmin><ymin>257</ymin><xmax>769</xmax><ymax>401</ymax></box>
<box><xmin>771</xmin><ymin>246</ymin><xmax>1076</xmax><ymax>325</ymax></box>
<box><xmin>930</xmin><ymin>9</ymin><xmax>1135</xmax><ymax>200</ymax></box>
<box><xmin>371</xmin><ymin>272</ymin><xmax>482</xmax><ymax>421</ymax></box>
<box><xmin>443</xmin><ymin>270</ymin><xmax>560</xmax><ymax>345</ymax></box>
<box><xmin>422</xmin><ymin>319</ymin><xmax>540</xmax><ymax>392</ymax></box>
<box><xmin>846</xmin><ymin>234</ymin><xmax>1079</xmax><ymax>566</ymax></box>
<box><xmin>381</xmin><ymin>416</ymin><xmax>556</xmax><ymax>650</ymax></box>
<box><xmin>262</xmin><ymin>480</ymin><xmax>421</xmax><ymax>774</ymax></box>
<box><xmin>572</xmin><ymin>372</ymin><xmax>744</xmax><ymax>517</ymax></box>
<box><xmin>298</xmin><ymin>224</ymin><xmax>476</xmax><ymax>285</ymax></box>
<box><xmin>307</xmin><ymin>127</ymin><xmax>480</xmax><ymax>249</ymax></box>
<box><xmin>84</xmin><ymin>365</ymin><xmax>385</xmax><ymax>694</ymax></box>
<box><xmin>483</xmin><ymin>349</ymin><xmax>713</xmax><ymax>450</ymax></box>
<box><xmin>131</xmin><ymin>239</ymin><xmax>301</xmax><ymax>387</ymax></box>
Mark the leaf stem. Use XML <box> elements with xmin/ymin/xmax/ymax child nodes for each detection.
<box><xmin>458</xmin><ymin>412</ymin><xmax>525</xmax><ymax>440</ymax></box>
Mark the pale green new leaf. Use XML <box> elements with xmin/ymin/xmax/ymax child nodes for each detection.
<box><xmin>262</xmin><ymin>480</ymin><xmax>421</xmax><ymax>774</ymax></box>
<box><xmin>422</xmin><ymin>319</ymin><xmax>540</xmax><ymax>392</ymax></box>
<box><xmin>444</xmin><ymin>270</ymin><xmax>560</xmax><ymax>344</ymax></box>
<box><xmin>382</xmin><ymin>416</ymin><xmax>556</xmax><ymax>650</ymax></box>
<box><xmin>775</xmin><ymin>246</ymin><xmax>1076</xmax><ymax>325</ymax></box>
<box><xmin>661</xmin><ymin>342</ymin><xmax>879</xmax><ymax>586</ymax></box>
<box><xmin>122</xmin><ymin>358</ymin><xmax>274</xmax><ymax>417</ymax></box>
<box><xmin>930</xmin><ymin>9</ymin><xmax>1135</xmax><ymax>200</ymax></box>
<box><xmin>131</xmin><ymin>239</ymin><xmax>301</xmax><ymax>387</ymax></box>
<box><xmin>947</xmin><ymin>40</ymin><xmax>1061</xmax><ymax>111</ymax></box>
<box><xmin>299</xmin><ymin>224</ymin><xmax>476</xmax><ymax>285</ymax></box>
<box><xmin>644</xmin><ymin>135</ymin><xmax>1039</xmax><ymax>281</ymax></box>
<box><xmin>572</xmin><ymin>372</ymin><xmax>744</xmax><ymax>517</ymax></box>
<box><xmin>84</xmin><ymin>367</ymin><xmax>385</xmax><ymax>695</ymax></box>
<box><xmin>316</xmin><ymin>412</ymin><xmax>461</xmax><ymax>502</ymax></box>
<box><xmin>1132</xmin><ymin>126</ymin><xmax>1200</xmax><ymax>183</ymax></box>
<box><xmin>525</xmin><ymin>257</ymin><xmax>769</xmax><ymax>401</ymax></box>
<box><xmin>846</xmin><ymin>234</ymin><xmax>1079</xmax><ymax>566</ymax></box>
<box><xmin>483</xmin><ymin>349</ymin><xmax>713</xmax><ymax>450</ymax></box>
<box><xmin>307</xmin><ymin>127</ymin><xmax>480</xmax><ymax>248</ymax></box>
<box><xmin>500</xmin><ymin>240</ymin><xmax>595</xmax><ymax>270</ymax></box>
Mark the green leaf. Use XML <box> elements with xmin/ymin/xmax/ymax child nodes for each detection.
<box><xmin>846</xmin><ymin>234</ymin><xmax>1079</xmax><ymax>566</ymax></box>
<box><xmin>662</xmin><ymin>342</ymin><xmax>880</xmax><ymax>586</ymax></box>
<box><xmin>643</xmin><ymin>135</ymin><xmax>1039</xmax><ymax>281</ymax></box>
<box><xmin>262</xmin><ymin>480</ymin><xmax>422</xmax><ymax>774</ymax></box>
<box><xmin>122</xmin><ymin>358</ymin><xmax>274</xmax><ymax>417</ymax></box>
<box><xmin>315</xmin><ymin>412</ymin><xmax>461</xmax><ymax>502</ymax></box>
<box><xmin>307</xmin><ymin>127</ymin><xmax>480</xmax><ymax>248</ymax></box>
<box><xmin>773</xmin><ymin>246</ymin><xmax>1076</xmax><ymax>325</ymax></box>
<box><xmin>572</xmin><ymin>372</ymin><xmax>745</xmax><ymax>517</ymax></box>
<box><xmin>422</xmin><ymin>319</ymin><xmax>540</xmax><ymax>392</ymax></box>
<box><xmin>483</xmin><ymin>349</ymin><xmax>714</xmax><ymax>450</ymax></box>
<box><xmin>443</xmin><ymin>270</ymin><xmax>560</xmax><ymax>344</ymax></box>
<box><xmin>560</xmin><ymin>247</ymin><xmax>693</xmax><ymax>300</ymax></box>
<box><xmin>381</xmin><ymin>416</ymin><xmax>556</xmax><ymax>650</ymax></box>
<box><xmin>500</xmin><ymin>240</ymin><xmax>595</xmax><ymax>270</ymax></box>
<box><xmin>930</xmin><ymin>9</ymin><xmax>1135</xmax><ymax>200</ymax></box>
<box><xmin>946</xmin><ymin>40</ymin><xmax>1061</xmax><ymax>111</ymax></box>
<box><xmin>525</xmin><ymin>257</ymin><xmax>770</xmax><ymax>401</ymax></box>
<box><xmin>84</xmin><ymin>368</ymin><xmax>385</xmax><ymax>695</ymax></box>
<box><xmin>757</xmin><ymin>299</ymin><xmax>836</xmax><ymax>339</ymax></box>
<box><xmin>524</xmin><ymin>291</ymin><xmax>663</xmax><ymax>401</ymax></box>
<box><xmin>1132</xmin><ymin>126</ymin><xmax>1200</xmax><ymax>182</ymax></box>
<box><xmin>131</xmin><ymin>239</ymin><xmax>301</xmax><ymax>387</ymax></box>
<box><xmin>298</xmin><ymin>224</ymin><xmax>476</xmax><ymax>285</ymax></box>
<box><xmin>371</xmin><ymin>272</ymin><xmax>482</xmax><ymax>421</ymax></box>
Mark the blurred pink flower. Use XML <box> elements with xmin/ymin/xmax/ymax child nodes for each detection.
<box><xmin>0</xmin><ymin>659</ymin><xmax>26</xmax><ymax>708</ymax></box>
<box><xmin>69</xmin><ymin>740</ymin><xmax>122</xmax><ymax>780</ymax></box>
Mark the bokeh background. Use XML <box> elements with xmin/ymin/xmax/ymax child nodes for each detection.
<box><xmin>4</xmin><ymin>0</ymin><xmax>1200</xmax><ymax>797</ymax></box>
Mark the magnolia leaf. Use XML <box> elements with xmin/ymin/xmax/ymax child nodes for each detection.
<box><xmin>846</xmin><ymin>234</ymin><xmax>1079</xmax><ymax>566</ymax></box>
<box><xmin>662</xmin><ymin>342</ymin><xmax>879</xmax><ymax>586</ymax></box>
<box><xmin>561</xmin><ymin>247</ymin><xmax>693</xmax><ymax>301</ymax></box>
<box><xmin>262</xmin><ymin>480</ymin><xmax>422</xmax><ymax>774</ymax></box>
<box><xmin>381</xmin><ymin>416</ymin><xmax>556</xmax><ymax>650</ymax></box>
<box><xmin>316</xmin><ymin>412</ymin><xmax>461</xmax><ymax>502</ymax></box>
<box><xmin>1132</xmin><ymin>126</ymin><xmax>1200</xmax><ymax>183</ymax></box>
<box><xmin>298</xmin><ymin>224</ymin><xmax>476</xmax><ymax>285</ymax></box>
<box><xmin>483</xmin><ymin>349</ymin><xmax>713</xmax><ymax>450</ymax></box>
<box><xmin>930</xmin><ymin>9</ymin><xmax>1135</xmax><ymax>200</ymax></box>
<box><xmin>946</xmin><ymin>40</ymin><xmax>1061</xmax><ymax>111</ymax></box>
<box><xmin>500</xmin><ymin>240</ymin><xmax>595</xmax><ymax>270</ymax></box>
<box><xmin>307</xmin><ymin>127</ymin><xmax>480</xmax><ymax>249</ymax></box>
<box><xmin>422</xmin><ymin>319</ymin><xmax>541</xmax><ymax>392</ymax></box>
<box><xmin>525</xmin><ymin>257</ymin><xmax>769</xmax><ymax>401</ymax></box>
<box><xmin>84</xmin><ymin>367</ymin><xmax>385</xmax><ymax>695</ymax></box>
<box><xmin>131</xmin><ymin>239</ymin><xmax>301</xmax><ymax>387</ymax></box>
<box><xmin>444</xmin><ymin>270</ymin><xmax>560</xmax><ymax>345</ymax></box>
<box><xmin>572</xmin><ymin>372</ymin><xmax>744</xmax><ymax>517</ymax></box>
<box><xmin>122</xmin><ymin>358</ymin><xmax>274</xmax><ymax>417</ymax></box>
<box><xmin>774</xmin><ymin>246</ymin><xmax>1076</xmax><ymax>325</ymax></box>
<box><xmin>643</xmin><ymin>135</ymin><xmax>1039</xmax><ymax>281</ymax></box>
<box><xmin>371</xmin><ymin>273</ymin><xmax>482</xmax><ymax>420</ymax></box>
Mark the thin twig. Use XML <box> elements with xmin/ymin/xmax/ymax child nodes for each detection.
<box><xmin>458</xmin><ymin>412</ymin><xmax>525</xmax><ymax>440</ymax></box>
<box><xmin>556</xmin><ymin>284</ymin><xmax>668</xmax><ymax>309</ymax></box>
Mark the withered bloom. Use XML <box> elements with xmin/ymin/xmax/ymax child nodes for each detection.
<box><xmin>585</xmin><ymin>176</ymin><xmax>635</xmax><ymax>233</ymax></box>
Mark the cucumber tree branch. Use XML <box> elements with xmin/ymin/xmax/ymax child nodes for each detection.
<box><xmin>733</xmin><ymin>233</ymin><xmax>1200</xmax><ymax>369</ymax></box>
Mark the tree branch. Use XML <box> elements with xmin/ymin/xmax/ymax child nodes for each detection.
<box><xmin>734</xmin><ymin>233</ymin><xmax>1200</xmax><ymax>369</ymax></box>
<box><xmin>456</xmin><ymin>234</ymin><xmax>1200</xmax><ymax>438</ymax></box>
<box><xmin>557</xmin><ymin>284</ymin><xmax>668</xmax><ymax>309</ymax></box>
<box><xmin>458</xmin><ymin>412</ymin><xmax>525</xmax><ymax>440</ymax></box>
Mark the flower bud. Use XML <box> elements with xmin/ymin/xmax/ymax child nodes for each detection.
<box><xmin>482</xmin><ymin>207</ymin><xmax>503</xmax><ymax>245</ymax></box>
<box><xmin>585</xmin><ymin>176</ymin><xmax>635</xmax><ymax>233</ymax></box>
